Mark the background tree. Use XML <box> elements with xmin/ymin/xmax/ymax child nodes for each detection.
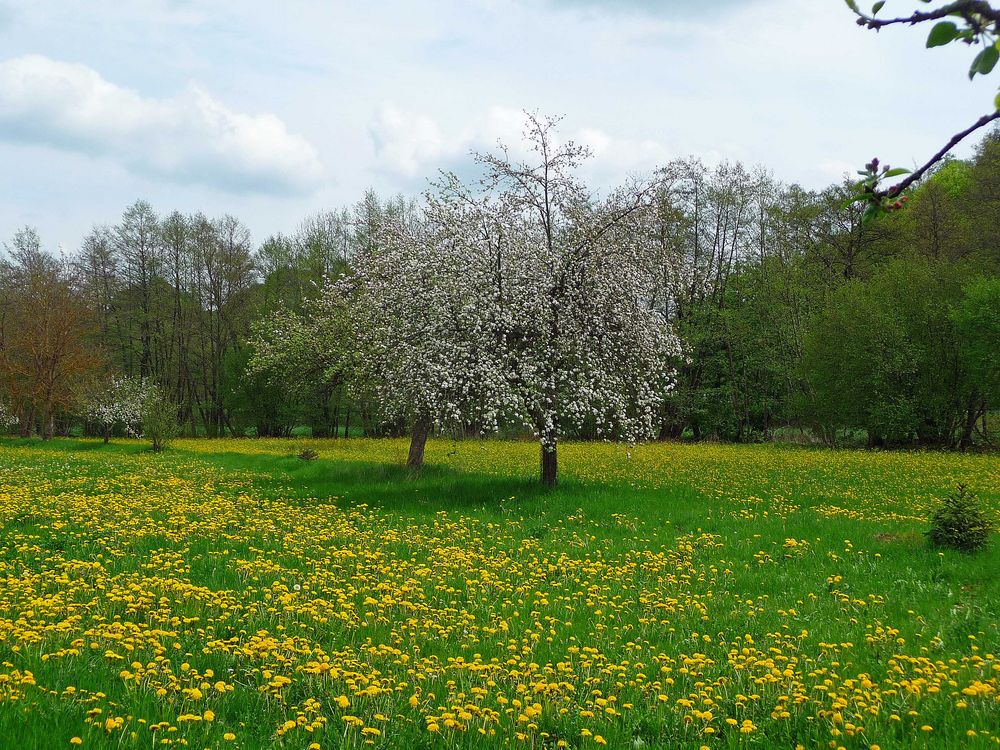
<box><xmin>952</xmin><ymin>276</ymin><xmax>1000</xmax><ymax>445</ymax></box>
<box><xmin>0</xmin><ymin>229</ymin><xmax>100</xmax><ymax>438</ymax></box>
<box><xmin>81</xmin><ymin>375</ymin><xmax>147</xmax><ymax>443</ymax></box>
<box><xmin>248</xmin><ymin>289</ymin><xmax>357</xmax><ymax>439</ymax></box>
<box><xmin>805</xmin><ymin>258</ymin><xmax>974</xmax><ymax>447</ymax></box>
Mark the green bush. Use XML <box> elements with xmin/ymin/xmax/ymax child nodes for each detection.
<box><xmin>927</xmin><ymin>484</ymin><xmax>992</xmax><ymax>553</ymax></box>
<box><xmin>142</xmin><ymin>387</ymin><xmax>179</xmax><ymax>453</ymax></box>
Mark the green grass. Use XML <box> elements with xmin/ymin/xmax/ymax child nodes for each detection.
<box><xmin>0</xmin><ymin>436</ymin><xmax>998</xmax><ymax>749</ymax></box>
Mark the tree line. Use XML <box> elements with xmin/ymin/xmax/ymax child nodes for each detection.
<box><xmin>1</xmin><ymin>115</ymin><xmax>998</xmax><ymax>483</ymax></box>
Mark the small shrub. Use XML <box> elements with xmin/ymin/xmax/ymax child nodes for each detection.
<box><xmin>298</xmin><ymin>448</ymin><xmax>319</xmax><ymax>461</ymax></box>
<box><xmin>926</xmin><ymin>484</ymin><xmax>992</xmax><ymax>554</ymax></box>
<box><xmin>142</xmin><ymin>387</ymin><xmax>179</xmax><ymax>453</ymax></box>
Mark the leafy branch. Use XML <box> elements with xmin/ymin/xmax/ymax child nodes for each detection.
<box><xmin>845</xmin><ymin>0</ymin><xmax>1000</xmax><ymax>220</ymax></box>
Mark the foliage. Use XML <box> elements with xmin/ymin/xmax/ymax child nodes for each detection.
<box><xmin>221</xmin><ymin>347</ymin><xmax>300</xmax><ymax>437</ymax></box>
<box><xmin>0</xmin><ymin>231</ymin><xmax>101</xmax><ymax>439</ymax></box>
<box><xmin>5</xmin><ymin>120</ymin><xmax>1000</xmax><ymax>452</ymax></box>
<box><xmin>804</xmin><ymin>258</ymin><xmax>973</xmax><ymax>446</ymax></box>
<box><xmin>141</xmin><ymin>385</ymin><xmax>179</xmax><ymax>452</ymax></box>
<box><xmin>927</xmin><ymin>483</ymin><xmax>993</xmax><ymax>553</ymax></box>
<box><xmin>952</xmin><ymin>276</ymin><xmax>1000</xmax><ymax>404</ymax></box>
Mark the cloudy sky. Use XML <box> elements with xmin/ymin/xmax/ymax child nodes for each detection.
<box><xmin>0</xmin><ymin>0</ymin><xmax>995</xmax><ymax>251</ymax></box>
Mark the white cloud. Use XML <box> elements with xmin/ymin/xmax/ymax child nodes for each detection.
<box><xmin>369</xmin><ymin>105</ymin><xmax>449</xmax><ymax>179</ymax></box>
<box><xmin>370</xmin><ymin>103</ymin><xmax>672</xmax><ymax>186</ymax></box>
<box><xmin>575</xmin><ymin>127</ymin><xmax>672</xmax><ymax>174</ymax></box>
<box><xmin>0</xmin><ymin>54</ymin><xmax>324</xmax><ymax>194</ymax></box>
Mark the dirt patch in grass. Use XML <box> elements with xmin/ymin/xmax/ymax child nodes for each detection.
<box><xmin>874</xmin><ymin>530</ymin><xmax>923</xmax><ymax>545</ymax></box>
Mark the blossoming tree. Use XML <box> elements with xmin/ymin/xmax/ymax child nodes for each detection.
<box><xmin>343</xmin><ymin>189</ymin><xmax>518</xmax><ymax>468</ymax></box>
<box><xmin>460</xmin><ymin>113</ymin><xmax>681</xmax><ymax>485</ymax></box>
<box><xmin>81</xmin><ymin>376</ymin><xmax>147</xmax><ymax>443</ymax></box>
<box><xmin>252</xmin><ymin>115</ymin><xmax>679</xmax><ymax>482</ymax></box>
<box><xmin>0</xmin><ymin>399</ymin><xmax>16</xmax><ymax>432</ymax></box>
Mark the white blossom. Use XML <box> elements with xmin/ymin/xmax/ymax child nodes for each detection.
<box><xmin>0</xmin><ymin>399</ymin><xmax>17</xmax><ymax>429</ymax></box>
<box><xmin>81</xmin><ymin>376</ymin><xmax>148</xmax><ymax>438</ymax></box>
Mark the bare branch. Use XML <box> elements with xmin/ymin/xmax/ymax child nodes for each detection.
<box><xmin>877</xmin><ymin>110</ymin><xmax>1000</xmax><ymax>198</ymax></box>
<box><xmin>852</xmin><ymin>0</ymin><xmax>1000</xmax><ymax>30</ymax></box>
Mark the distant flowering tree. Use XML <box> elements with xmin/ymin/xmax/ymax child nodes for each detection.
<box><xmin>0</xmin><ymin>399</ymin><xmax>17</xmax><ymax>432</ymax></box>
<box><xmin>82</xmin><ymin>376</ymin><xmax>147</xmax><ymax>443</ymax></box>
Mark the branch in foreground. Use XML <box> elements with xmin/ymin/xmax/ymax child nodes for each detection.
<box><xmin>850</xmin><ymin>0</ymin><xmax>1000</xmax><ymax>30</ymax></box>
<box><xmin>878</xmin><ymin>110</ymin><xmax>1000</xmax><ymax>198</ymax></box>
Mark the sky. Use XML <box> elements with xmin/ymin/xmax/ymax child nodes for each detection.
<box><xmin>0</xmin><ymin>0</ymin><xmax>996</xmax><ymax>252</ymax></box>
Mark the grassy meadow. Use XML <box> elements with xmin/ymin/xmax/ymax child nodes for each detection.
<box><xmin>0</xmin><ymin>437</ymin><xmax>998</xmax><ymax>749</ymax></box>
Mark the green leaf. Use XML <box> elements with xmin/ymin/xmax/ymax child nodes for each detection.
<box><xmin>970</xmin><ymin>45</ymin><xmax>1000</xmax><ymax>78</ymax></box>
<box><xmin>883</xmin><ymin>168</ymin><xmax>910</xmax><ymax>177</ymax></box>
<box><xmin>861</xmin><ymin>203</ymin><xmax>881</xmax><ymax>224</ymax></box>
<box><xmin>872</xmin><ymin>0</ymin><xmax>885</xmax><ymax>13</ymax></box>
<box><xmin>844</xmin><ymin>0</ymin><xmax>859</xmax><ymax>11</ymax></box>
<box><xmin>984</xmin><ymin>45</ymin><xmax>1000</xmax><ymax>73</ymax></box>
<box><xmin>926</xmin><ymin>21</ymin><xmax>959</xmax><ymax>48</ymax></box>
<box><xmin>994</xmin><ymin>90</ymin><xmax>1000</xmax><ymax>111</ymax></box>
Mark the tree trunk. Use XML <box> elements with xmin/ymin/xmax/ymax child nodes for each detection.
<box><xmin>540</xmin><ymin>441</ymin><xmax>557</xmax><ymax>487</ymax></box>
<box><xmin>959</xmin><ymin>398</ymin><xmax>982</xmax><ymax>450</ymax></box>
<box><xmin>103</xmin><ymin>426</ymin><xmax>110</xmax><ymax>444</ymax></box>
<box><xmin>406</xmin><ymin>416</ymin><xmax>432</xmax><ymax>470</ymax></box>
<box><xmin>42</xmin><ymin>407</ymin><xmax>54</xmax><ymax>441</ymax></box>
<box><xmin>18</xmin><ymin>405</ymin><xmax>33</xmax><ymax>438</ymax></box>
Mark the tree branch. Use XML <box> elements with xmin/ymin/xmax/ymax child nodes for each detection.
<box><xmin>852</xmin><ymin>0</ymin><xmax>1000</xmax><ymax>30</ymax></box>
<box><xmin>877</xmin><ymin>109</ymin><xmax>1000</xmax><ymax>198</ymax></box>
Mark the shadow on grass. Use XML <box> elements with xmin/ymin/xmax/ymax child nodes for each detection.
<box><xmin>0</xmin><ymin>436</ymin><xmax>150</xmax><ymax>455</ymax></box>
<box><xmin>1</xmin><ymin>436</ymin><xmax>712</xmax><ymax>534</ymax></box>
<box><xmin>170</xmin><ymin>444</ymin><xmax>708</xmax><ymax>532</ymax></box>
<box><xmin>183</xmin><ymin>446</ymin><xmax>581</xmax><ymax>506</ymax></box>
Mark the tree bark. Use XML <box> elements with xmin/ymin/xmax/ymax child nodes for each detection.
<box><xmin>540</xmin><ymin>441</ymin><xmax>558</xmax><ymax>487</ymax></box>
<box><xmin>406</xmin><ymin>416</ymin><xmax>432</xmax><ymax>470</ymax></box>
<box><xmin>42</xmin><ymin>407</ymin><xmax>54</xmax><ymax>441</ymax></box>
<box><xmin>18</xmin><ymin>406</ymin><xmax>33</xmax><ymax>438</ymax></box>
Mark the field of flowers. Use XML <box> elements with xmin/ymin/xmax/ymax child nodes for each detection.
<box><xmin>0</xmin><ymin>437</ymin><xmax>998</xmax><ymax>749</ymax></box>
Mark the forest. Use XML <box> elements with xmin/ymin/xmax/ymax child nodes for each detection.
<box><xmin>2</xmin><ymin>118</ymin><xmax>999</xmax><ymax>462</ymax></box>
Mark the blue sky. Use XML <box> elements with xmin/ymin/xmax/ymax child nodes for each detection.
<box><xmin>0</xmin><ymin>0</ymin><xmax>995</xmax><ymax>251</ymax></box>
